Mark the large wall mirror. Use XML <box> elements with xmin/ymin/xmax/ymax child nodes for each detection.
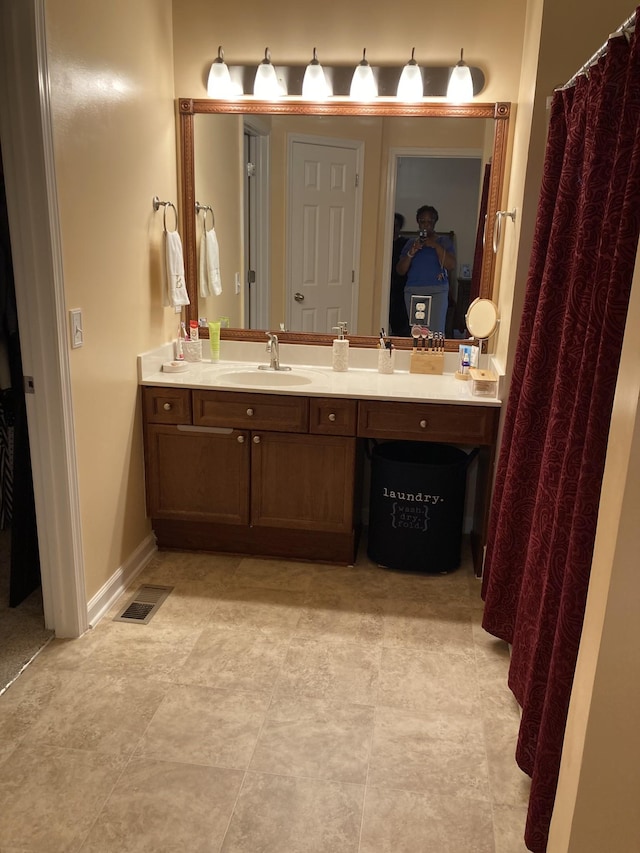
<box><xmin>179</xmin><ymin>98</ymin><xmax>510</xmax><ymax>349</ymax></box>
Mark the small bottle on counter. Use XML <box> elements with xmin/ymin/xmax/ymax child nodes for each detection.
<box><xmin>332</xmin><ymin>322</ymin><xmax>349</xmax><ymax>372</ymax></box>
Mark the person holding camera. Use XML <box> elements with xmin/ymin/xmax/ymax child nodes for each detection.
<box><xmin>396</xmin><ymin>204</ymin><xmax>455</xmax><ymax>334</ymax></box>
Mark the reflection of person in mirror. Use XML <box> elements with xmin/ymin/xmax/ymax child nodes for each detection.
<box><xmin>389</xmin><ymin>213</ymin><xmax>410</xmax><ymax>337</ymax></box>
<box><xmin>396</xmin><ymin>205</ymin><xmax>455</xmax><ymax>334</ymax></box>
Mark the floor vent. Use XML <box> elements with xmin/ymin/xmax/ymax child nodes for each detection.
<box><xmin>113</xmin><ymin>584</ymin><xmax>173</xmax><ymax>625</ymax></box>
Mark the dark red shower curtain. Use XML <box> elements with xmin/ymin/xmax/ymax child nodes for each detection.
<box><xmin>481</xmin><ymin>17</ymin><xmax>640</xmax><ymax>853</ymax></box>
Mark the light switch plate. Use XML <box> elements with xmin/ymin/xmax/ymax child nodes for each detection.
<box><xmin>69</xmin><ymin>308</ymin><xmax>83</xmax><ymax>348</ymax></box>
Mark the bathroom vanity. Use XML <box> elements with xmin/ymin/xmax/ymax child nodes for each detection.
<box><xmin>139</xmin><ymin>343</ymin><xmax>501</xmax><ymax>575</ymax></box>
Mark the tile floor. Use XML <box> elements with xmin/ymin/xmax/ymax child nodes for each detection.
<box><xmin>0</xmin><ymin>539</ymin><xmax>531</xmax><ymax>852</ymax></box>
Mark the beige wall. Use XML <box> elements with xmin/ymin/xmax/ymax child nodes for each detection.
<box><xmin>171</xmin><ymin>0</ymin><xmax>528</xmax><ymax>102</ymax></box>
<box><xmin>45</xmin><ymin>0</ymin><xmax>178</xmax><ymax>599</ymax></box>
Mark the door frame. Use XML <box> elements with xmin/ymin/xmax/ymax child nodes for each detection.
<box><xmin>243</xmin><ymin>117</ymin><xmax>270</xmax><ymax>330</ymax></box>
<box><xmin>0</xmin><ymin>0</ymin><xmax>87</xmax><ymax>637</ymax></box>
<box><xmin>286</xmin><ymin>133</ymin><xmax>363</xmax><ymax>333</ymax></box>
<box><xmin>380</xmin><ymin>146</ymin><xmax>484</xmax><ymax>333</ymax></box>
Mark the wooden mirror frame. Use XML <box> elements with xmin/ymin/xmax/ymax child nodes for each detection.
<box><xmin>178</xmin><ymin>98</ymin><xmax>511</xmax><ymax>350</ymax></box>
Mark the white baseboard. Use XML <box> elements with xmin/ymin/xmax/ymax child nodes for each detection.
<box><xmin>86</xmin><ymin>533</ymin><xmax>157</xmax><ymax>628</ymax></box>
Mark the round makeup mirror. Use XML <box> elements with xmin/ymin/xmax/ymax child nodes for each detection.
<box><xmin>466</xmin><ymin>297</ymin><xmax>499</xmax><ymax>340</ymax></box>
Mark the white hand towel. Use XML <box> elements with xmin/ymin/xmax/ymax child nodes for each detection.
<box><xmin>199</xmin><ymin>227</ymin><xmax>222</xmax><ymax>297</ymax></box>
<box><xmin>164</xmin><ymin>230</ymin><xmax>190</xmax><ymax>307</ymax></box>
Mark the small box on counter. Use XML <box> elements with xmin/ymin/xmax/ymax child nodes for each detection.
<box><xmin>469</xmin><ymin>367</ymin><xmax>498</xmax><ymax>397</ymax></box>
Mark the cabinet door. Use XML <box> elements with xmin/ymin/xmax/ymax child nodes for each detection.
<box><xmin>145</xmin><ymin>424</ymin><xmax>249</xmax><ymax>524</ymax></box>
<box><xmin>251</xmin><ymin>432</ymin><xmax>356</xmax><ymax>533</ymax></box>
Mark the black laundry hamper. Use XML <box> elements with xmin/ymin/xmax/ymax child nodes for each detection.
<box><xmin>367</xmin><ymin>441</ymin><xmax>476</xmax><ymax>573</ymax></box>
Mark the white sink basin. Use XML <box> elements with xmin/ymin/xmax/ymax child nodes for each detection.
<box><xmin>217</xmin><ymin>369</ymin><xmax>315</xmax><ymax>387</ymax></box>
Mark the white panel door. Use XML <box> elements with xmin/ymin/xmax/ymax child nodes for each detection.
<box><xmin>288</xmin><ymin>140</ymin><xmax>359</xmax><ymax>333</ymax></box>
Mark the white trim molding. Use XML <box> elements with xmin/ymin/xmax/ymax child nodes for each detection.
<box><xmin>87</xmin><ymin>534</ymin><xmax>157</xmax><ymax>628</ymax></box>
<box><xmin>0</xmin><ymin>0</ymin><xmax>87</xmax><ymax>637</ymax></box>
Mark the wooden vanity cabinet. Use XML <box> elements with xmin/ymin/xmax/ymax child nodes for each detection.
<box><xmin>142</xmin><ymin>386</ymin><xmax>498</xmax><ymax>572</ymax></box>
<box><xmin>142</xmin><ymin>387</ymin><xmax>360</xmax><ymax>563</ymax></box>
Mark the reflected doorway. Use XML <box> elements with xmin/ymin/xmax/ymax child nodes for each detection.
<box><xmin>286</xmin><ymin>135</ymin><xmax>362</xmax><ymax>334</ymax></box>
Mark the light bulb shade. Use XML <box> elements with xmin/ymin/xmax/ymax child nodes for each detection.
<box><xmin>302</xmin><ymin>64</ymin><xmax>329</xmax><ymax>99</ymax></box>
<box><xmin>207</xmin><ymin>46</ymin><xmax>232</xmax><ymax>98</ymax></box>
<box><xmin>447</xmin><ymin>51</ymin><xmax>473</xmax><ymax>102</ymax></box>
<box><xmin>350</xmin><ymin>50</ymin><xmax>377</xmax><ymax>101</ymax></box>
<box><xmin>207</xmin><ymin>65</ymin><xmax>232</xmax><ymax>98</ymax></box>
<box><xmin>397</xmin><ymin>63</ymin><xmax>422</xmax><ymax>101</ymax></box>
<box><xmin>254</xmin><ymin>49</ymin><xmax>281</xmax><ymax>98</ymax></box>
<box><xmin>302</xmin><ymin>49</ymin><xmax>329</xmax><ymax>99</ymax></box>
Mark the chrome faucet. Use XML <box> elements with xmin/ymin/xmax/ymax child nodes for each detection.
<box><xmin>259</xmin><ymin>332</ymin><xmax>292</xmax><ymax>371</ymax></box>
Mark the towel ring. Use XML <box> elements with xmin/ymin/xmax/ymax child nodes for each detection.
<box><xmin>195</xmin><ymin>201</ymin><xmax>215</xmax><ymax>233</ymax></box>
<box><xmin>152</xmin><ymin>196</ymin><xmax>179</xmax><ymax>233</ymax></box>
<box><xmin>163</xmin><ymin>202</ymin><xmax>178</xmax><ymax>233</ymax></box>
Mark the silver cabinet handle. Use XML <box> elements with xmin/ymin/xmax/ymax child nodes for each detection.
<box><xmin>163</xmin><ymin>402</ymin><xmax>172</xmax><ymax>411</ymax></box>
<box><xmin>246</xmin><ymin>408</ymin><xmax>254</xmax><ymax>416</ymax></box>
<box><xmin>419</xmin><ymin>419</ymin><xmax>428</xmax><ymax>429</ymax></box>
<box><xmin>294</xmin><ymin>292</ymin><xmax>304</xmax><ymax>302</ymax></box>
<box><xmin>253</xmin><ymin>435</ymin><xmax>261</xmax><ymax>444</ymax></box>
<box><xmin>237</xmin><ymin>435</ymin><xmax>245</xmax><ymax>443</ymax></box>
<box><xmin>328</xmin><ymin>413</ymin><xmax>336</xmax><ymax>422</ymax></box>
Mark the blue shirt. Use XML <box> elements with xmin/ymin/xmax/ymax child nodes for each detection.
<box><xmin>400</xmin><ymin>235</ymin><xmax>454</xmax><ymax>290</ymax></box>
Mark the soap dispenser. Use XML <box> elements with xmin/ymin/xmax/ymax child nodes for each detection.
<box><xmin>332</xmin><ymin>322</ymin><xmax>349</xmax><ymax>372</ymax></box>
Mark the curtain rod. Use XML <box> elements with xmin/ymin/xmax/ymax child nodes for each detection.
<box><xmin>557</xmin><ymin>10</ymin><xmax>636</xmax><ymax>90</ymax></box>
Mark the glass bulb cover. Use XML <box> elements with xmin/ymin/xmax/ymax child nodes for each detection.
<box><xmin>397</xmin><ymin>64</ymin><xmax>423</xmax><ymax>101</ymax></box>
<box><xmin>446</xmin><ymin>64</ymin><xmax>473</xmax><ymax>102</ymax></box>
<box><xmin>350</xmin><ymin>65</ymin><xmax>377</xmax><ymax>101</ymax></box>
<box><xmin>207</xmin><ymin>61</ymin><xmax>232</xmax><ymax>98</ymax></box>
<box><xmin>254</xmin><ymin>62</ymin><xmax>280</xmax><ymax>98</ymax></box>
<box><xmin>302</xmin><ymin>63</ymin><xmax>328</xmax><ymax>100</ymax></box>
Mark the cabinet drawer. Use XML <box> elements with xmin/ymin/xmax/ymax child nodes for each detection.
<box><xmin>357</xmin><ymin>399</ymin><xmax>498</xmax><ymax>445</ymax></box>
<box><xmin>142</xmin><ymin>386</ymin><xmax>192</xmax><ymax>424</ymax></box>
<box><xmin>309</xmin><ymin>398</ymin><xmax>358</xmax><ymax>436</ymax></box>
<box><xmin>193</xmin><ymin>390</ymin><xmax>309</xmax><ymax>433</ymax></box>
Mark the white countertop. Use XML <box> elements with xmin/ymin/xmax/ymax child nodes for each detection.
<box><xmin>138</xmin><ymin>341</ymin><xmax>502</xmax><ymax>407</ymax></box>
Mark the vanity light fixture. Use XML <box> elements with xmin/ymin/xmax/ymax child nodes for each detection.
<box><xmin>302</xmin><ymin>48</ymin><xmax>330</xmax><ymax>100</ymax></box>
<box><xmin>207</xmin><ymin>46</ymin><xmax>233</xmax><ymax>98</ymax></box>
<box><xmin>350</xmin><ymin>49</ymin><xmax>377</xmax><ymax>101</ymax></box>
<box><xmin>446</xmin><ymin>48</ymin><xmax>474</xmax><ymax>103</ymax></box>
<box><xmin>397</xmin><ymin>47</ymin><xmax>423</xmax><ymax>101</ymax></box>
<box><xmin>254</xmin><ymin>48</ymin><xmax>283</xmax><ymax>98</ymax></box>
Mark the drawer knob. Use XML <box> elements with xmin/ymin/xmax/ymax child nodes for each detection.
<box><xmin>237</xmin><ymin>435</ymin><xmax>245</xmax><ymax>444</ymax></box>
<box><xmin>246</xmin><ymin>408</ymin><xmax>254</xmax><ymax>417</ymax></box>
<box><xmin>163</xmin><ymin>402</ymin><xmax>172</xmax><ymax>411</ymax></box>
<box><xmin>328</xmin><ymin>413</ymin><xmax>336</xmax><ymax>422</ymax></box>
<box><xmin>253</xmin><ymin>435</ymin><xmax>261</xmax><ymax>444</ymax></box>
<box><xmin>420</xmin><ymin>419</ymin><xmax>428</xmax><ymax>429</ymax></box>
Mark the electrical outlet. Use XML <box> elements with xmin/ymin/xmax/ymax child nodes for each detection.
<box><xmin>235</xmin><ymin>272</ymin><xmax>241</xmax><ymax>294</ymax></box>
<box><xmin>69</xmin><ymin>309</ymin><xmax>83</xmax><ymax>348</ymax></box>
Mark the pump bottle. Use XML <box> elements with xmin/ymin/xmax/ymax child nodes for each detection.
<box><xmin>332</xmin><ymin>322</ymin><xmax>349</xmax><ymax>372</ymax></box>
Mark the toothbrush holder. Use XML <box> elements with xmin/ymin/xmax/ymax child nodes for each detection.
<box><xmin>182</xmin><ymin>340</ymin><xmax>203</xmax><ymax>362</ymax></box>
<box><xmin>377</xmin><ymin>347</ymin><xmax>395</xmax><ymax>374</ymax></box>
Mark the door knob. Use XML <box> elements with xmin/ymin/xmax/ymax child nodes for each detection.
<box><xmin>294</xmin><ymin>292</ymin><xmax>304</xmax><ymax>302</ymax></box>
<box><xmin>253</xmin><ymin>435</ymin><xmax>261</xmax><ymax>444</ymax></box>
